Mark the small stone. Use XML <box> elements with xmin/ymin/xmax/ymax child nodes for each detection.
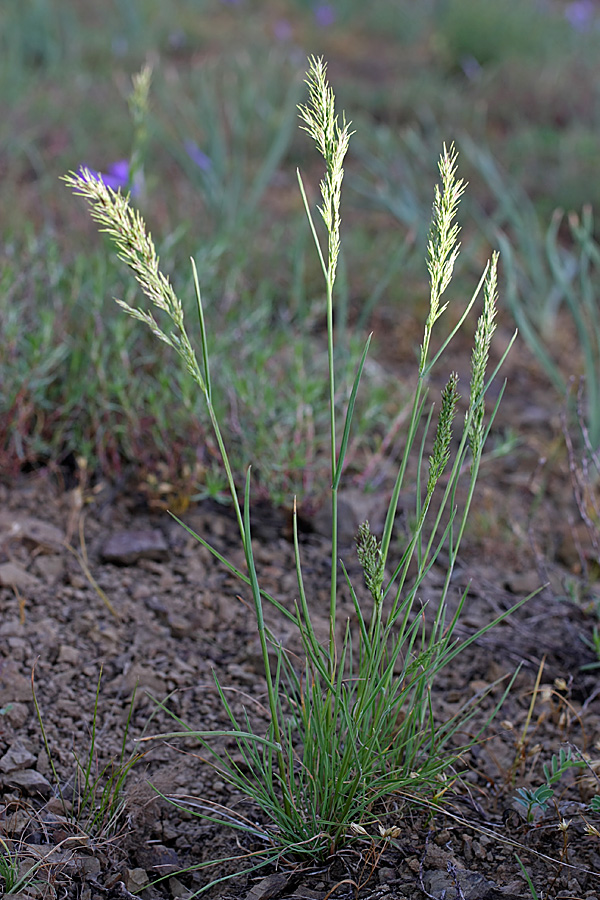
<box><xmin>126</xmin><ymin>867</ymin><xmax>149</xmax><ymax>892</ymax></box>
<box><xmin>101</xmin><ymin>529</ymin><xmax>169</xmax><ymax>565</ymax></box>
<box><xmin>131</xmin><ymin>583</ymin><xmax>154</xmax><ymax>600</ymax></box>
<box><xmin>162</xmin><ymin>822</ymin><xmax>179</xmax><ymax>842</ymax></box>
<box><xmin>0</xmin><ymin>513</ymin><xmax>64</xmax><ymax>551</ymax></box>
<box><xmin>33</xmin><ymin>554</ymin><xmax>64</xmax><ymax>585</ymax></box>
<box><xmin>76</xmin><ymin>855</ymin><xmax>102</xmax><ymax>876</ymax></box>
<box><xmin>57</xmin><ymin>644</ymin><xmax>80</xmax><ymax>664</ymax></box>
<box><xmin>45</xmin><ymin>797</ymin><xmax>68</xmax><ymax>815</ymax></box>
<box><xmin>2</xmin><ymin>807</ymin><xmax>31</xmax><ymax>835</ymax></box>
<box><xmin>243</xmin><ymin>873</ymin><xmax>292</xmax><ymax>899</ymax></box>
<box><xmin>169</xmin><ymin>876</ymin><xmax>190</xmax><ymax>898</ymax></box>
<box><xmin>0</xmin><ymin>667</ymin><xmax>32</xmax><ymax>705</ymax></box>
<box><xmin>138</xmin><ymin>843</ymin><xmax>180</xmax><ymax>875</ymax></box>
<box><xmin>504</xmin><ymin>570</ymin><xmax>541</xmax><ymax>595</ymax></box>
<box><xmin>423</xmin><ymin>868</ymin><xmax>496</xmax><ymax>900</ymax></box>
<box><xmin>3</xmin><ymin>702</ymin><xmax>29</xmax><ymax>728</ymax></box>
<box><xmin>6</xmin><ymin>768</ymin><xmax>52</xmax><ymax>796</ymax></box>
<box><xmin>0</xmin><ymin>562</ymin><xmax>41</xmax><ymax>591</ymax></box>
<box><xmin>473</xmin><ymin>839</ymin><xmax>486</xmax><ymax>859</ymax></box>
<box><xmin>378</xmin><ymin>867</ymin><xmax>396</xmax><ymax>883</ymax></box>
<box><xmin>167</xmin><ymin>614</ymin><xmax>192</xmax><ymax>639</ymax></box>
<box><xmin>0</xmin><ymin>740</ymin><xmax>36</xmax><ymax>772</ymax></box>
<box><xmin>425</xmin><ymin>844</ymin><xmax>454</xmax><ymax>868</ymax></box>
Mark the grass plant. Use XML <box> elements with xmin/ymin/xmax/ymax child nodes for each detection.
<box><xmin>360</xmin><ymin>127</ymin><xmax>600</xmax><ymax>450</ymax></box>
<box><xmin>515</xmin><ymin>852</ymin><xmax>541</xmax><ymax>900</ymax></box>
<box><xmin>0</xmin><ymin>838</ymin><xmax>22</xmax><ymax>894</ymax></box>
<box><xmin>2</xmin><ymin>4</ymin><xmax>596</xmax><ymax>497</ymax></box>
<box><xmin>0</xmin><ymin>836</ymin><xmax>48</xmax><ymax>896</ymax></box>
<box><xmin>436</xmin><ymin>0</ymin><xmax>565</xmax><ymax>70</ymax></box>
<box><xmin>160</xmin><ymin>52</ymin><xmax>303</xmax><ymax>238</ymax></box>
<box><xmin>63</xmin><ymin>55</ymin><xmax>525</xmax><ymax>893</ymax></box>
<box><xmin>463</xmin><ymin>137</ymin><xmax>600</xmax><ymax>448</ymax></box>
<box><xmin>32</xmin><ymin>669</ymin><xmax>144</xmax><ymax>840</ymax></box>
<box><xmin>0</xmin><ymin>56</ymin><xmax>399</xmax><ymax>501</ymax></box>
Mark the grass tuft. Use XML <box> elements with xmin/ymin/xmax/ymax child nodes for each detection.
<box><xmin>64</xmin><ymin>55</ymin><xmax>525</xmax><ymax>893</ymax></box>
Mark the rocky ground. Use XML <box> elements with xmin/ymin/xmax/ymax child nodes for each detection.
<box><xmin>2</xmin><ymin>328</ymin><xmax>600</xmax><ymax>900</ymax></box>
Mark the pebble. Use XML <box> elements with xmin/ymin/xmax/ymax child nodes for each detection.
<box><xmin>423</xmin><ymin>868</ymin><xmax>496</xmax><ymax>900</ymax></box>
<box><xmin>0</xmin><ymin>740</ymin><xmax>36</xmax><ymax>772</ymax></box>
<box><xmin>2</xmin><ymin>702</ymin><xmax>29</xmax><ymax>728</ymax></box>
<box><xmin>5</xmin><ymin>768</ymin><xmax>52</xmax><ymax>796</ymax></box>
<box><xmin>0</xmin><ymin>665</ymin><xmax>33</xmax><ymax>705</ymax></box>
<box><xmin>33</xmin><ymin>554</ymin><xmax>65</xmax><ymax>584</ymax></box>
<box><xmin>378</xmin><ymin>867</ymin><xmax>396</xmax><ymax>883</ymax></box>
<box><xmin>0</xmin><ymin>513</ymin><xmax>64</xmax><ymax>552</ymax></box>
<box><xmin>0</xmin><ymin>561</ymin><xmax>40</xmax><ymax>591</ymax></box>
<box><xmin>101</xmin><ymin>529</ymin><xmax>169</xmax><ymax>565</ymax></box>
<box><xmin>126</xmin><ymin>867</ymin><xmax>149</xmax><ymax>892</ymax></box>
<box><xmin>57</xmin><ymin>644</ymin><xmax>80</xmax><ymax>664</ymax></box>
<box><xmin>167</xmin><ymin>614</ymin><xmax>192</xmax><ymax>639</ymax></box>
<box><xmin>169</xmin><ymin>877</ymin><xmax>190</xmax><ymax>898</ymax></box>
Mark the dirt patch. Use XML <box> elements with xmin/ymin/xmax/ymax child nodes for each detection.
<box><xmin>1</xmin><ymin>432</ymin><xmax>600</xmax><ymax>900</ymax></box>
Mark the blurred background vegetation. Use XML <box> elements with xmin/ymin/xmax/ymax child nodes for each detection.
<box><xmin>2</xmin><ymin>0</ymin><xmax>599</xmax><ymax>508</ymax></box>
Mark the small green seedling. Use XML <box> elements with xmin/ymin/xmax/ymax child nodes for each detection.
<box><xmin>514</xmin><ymin>747</ymin><xmax>585</xmax><ymax>823</ymax></box>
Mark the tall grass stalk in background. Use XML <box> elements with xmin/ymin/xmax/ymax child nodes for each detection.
<box><xmin>65</xmin><ymin>56</ymin><xmax>522</xmax><ymax>891</ymax></box>
<box><xmin>462</xmin><ymin>137</ymin><xmax>600</xmax><ymax>448</ymax></box>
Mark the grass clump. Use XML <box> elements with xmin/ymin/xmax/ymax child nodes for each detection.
<box><xmin>436</xmin><ymin>0</ymin><xmax>567</xmax><ymax>70</ymax></box>
<box><xmin>0</xmin><ymin>836</ymin><xmax>45</xmax><ymax>895</ymax></box>
<box><xmin>64</xmin><ymin>56</ymin><xmax>523</xmax><ymax>892</ymax></box>
<box><xmin>463</xmin><ymin>138</ymin><xmax>600</xmax><ymax>449</ymax></box>
<box><xmin>32</xmin><ymin>669</ymin><xmax>144</xmax><ymax>841</ymax></box>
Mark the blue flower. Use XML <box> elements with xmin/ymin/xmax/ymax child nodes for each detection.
<box><xmin>184</xmin><ymin>140</ymin><xmax>212</xmax><ymax>172</ymax></box>
<box><xmin>273</xmin><ymin>18</ymin><xmax>293</xmax><ymax>41</ymax></box>
<box><xmin>80</xmin><ymin>160</ymin><xmax>138</xmax><ymax>194</ymax></box>
<box><xmin>565</xmin><ymin>0</ymin><xmax>595</xmax><ymax>31</ymax></box>
<box><xmin>314</xmin><ymin>3</ymin><xmax>336</xmax><ymax>27</ymax></box>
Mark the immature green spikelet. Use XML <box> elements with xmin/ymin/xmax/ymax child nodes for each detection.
<box><xmin>127</xmin><ymin>63</ymin><xmax>152</xmax><ymax>194</ymax></box>
<box><xmin>420</xmin><ymin>144</ymin><xmax>466</xmax><ymax>375</ymax></box>
<box><xmin>468</xmin><ymin>251</ymin><xmax>498</xmax><ymax>460</ymax></box>
<box><xmin>298</xmin><ymin>56</ymin><xmax>352</xmax><ymax>282</ymax></box>
<box><xmin>356</xmin><ymin>520</ymin><xmax>384</xmax><ymax>601</ymax></box>
<box><xmin>129</xmin><ymin>63</ymin><xmax>152</xmax><ymax>131</ymax></box>
<box><xmin>427</xmin><ymin>372</ymin><xmax>460</xmax><ymax>498</ymax></box>
<box><xmin>62</xmin><ymin>169</ymin><xmax>205</xmax><ymax>393</ymax></box>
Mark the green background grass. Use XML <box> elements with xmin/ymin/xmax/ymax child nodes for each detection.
<box><xmin>2</xmin><ymin>0</ymin><xmax>599</xmax><ymax>503</ymax></box>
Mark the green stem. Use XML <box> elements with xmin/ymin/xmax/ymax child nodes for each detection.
<box><xmin>327</xmin><ymin>272</ymin><xmax>337</xmax><ymax>673</ymax></box>
<box><xmin>242</xmin><ymin>470</ymin><xmax>290</xmax><ymax>816</ymax></box>
<box><xmin>206</xmin><ymin>403</ymin><xmax>289</xmax><ymax>811</ymax></box>
<box><xmin>206</xmin><ymin>399</ymin><xmax>246</xmax><ymax>551</ymax></box>
<box><xmin>380</xmin><ymin>379</ymin><xmax>427</xmax><ymax>568</ymax></box>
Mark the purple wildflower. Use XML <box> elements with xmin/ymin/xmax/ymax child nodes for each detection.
<box><xmin>460</xmin><ymin>55</ymin><xmax>482</xmax><ymax>81</ymax></box>
<box><xmin>273</xmin><ymin>18</ymin><xmax>293</xmax><ymax>41</ymax></box>
<box><xmin>314</xmin><ymin>3</ymin><xmax>336</xmax><ymax>27</ymax></box>
<box><xmin>565</xmin><ymin>0</ymin><xmax>595</xmax><ymax>31</ymax></box>
<box><xmin>80</xmin><ymin>159</ymin><xmax>134</xmax><ymax>192</ymax></box>
<box><xmin>184</xmin><ymin>140</ymin><xmax>212</xmax><ymax>172</ymax></box>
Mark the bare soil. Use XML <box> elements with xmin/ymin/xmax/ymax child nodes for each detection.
<box><xmin>2</xmin><ymin>324</ymin><xmax>600</xmax><ymax>900</ymax></box>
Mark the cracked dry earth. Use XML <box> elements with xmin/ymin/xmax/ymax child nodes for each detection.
<box><xmin>1</xmin><ymin>407</ymin><xmax>600</xmax><ymax>900</ymax></box>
